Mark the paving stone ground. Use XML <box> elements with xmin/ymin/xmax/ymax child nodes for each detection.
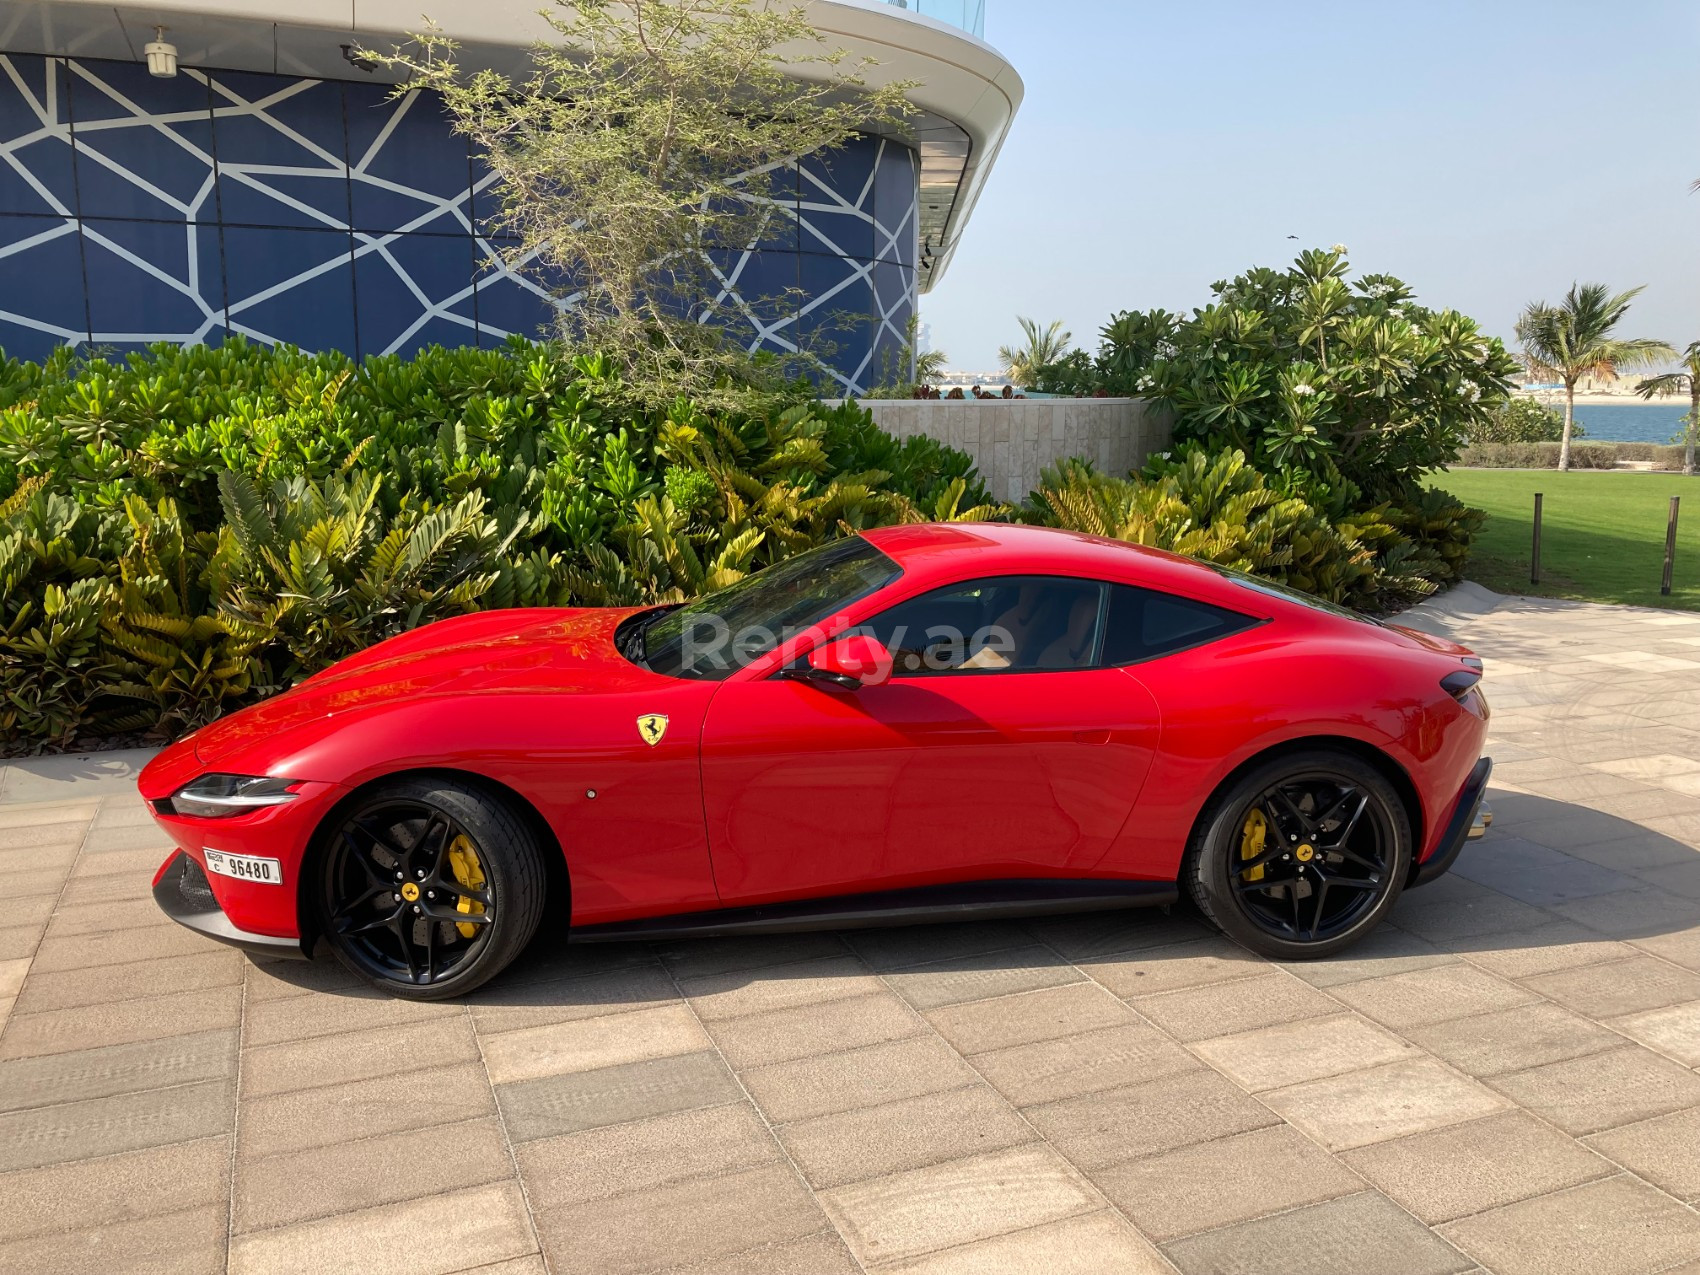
<box><xmin>6</xmin><ymin>586</ymin><xmax>1700</xmax><ymax>1274</ymax></box>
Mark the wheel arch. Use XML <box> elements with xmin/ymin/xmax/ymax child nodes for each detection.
<box><xmin>1183</xmin><ymin>734</ymin><xmax>1425</xmax><ymax>878</ymax></box>
<box><xmin>295</xmin><ymin>765</ymin><xmax>569</xmax><ymax>955</ymax></box>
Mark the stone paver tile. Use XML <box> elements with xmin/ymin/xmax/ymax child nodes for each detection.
<box><xmin>0</xmin><ymin>1204</ymin><xmax>225</xmax><ymax>1275</ymax></box>
<box><xmin>0</xmin><ymin>984</ymin><xmax>242</xmax><ymax>1060</ymax></box>
<box><xmin>1340</xmin><ymin>1109</ymin><xmax>1613</xmax><ymax>1224</ymax></box>
<box><xmin>677</xmin><ymin>956</ymin><xmax>883</xmax><ymax>1022</ymax></box>
<box><xmin>1488</xmin><ymin>1045</ymin><xmax>1700</xmax><ymax>1136</ymax></box>
<box><xmin>0</xmin><ymin>1078</ymin><xmax>232</xmax><ymax>1173</ymax></box>
<box><xmin>16</xmin><ymin>868</ymin><xmax>71</xmax><ymax>900</ymax></box>
<box><xmin>779</xmin><ymin>1083</ymin><xmax>1034</xmax><ymax>1190</ymax></box>
<box><xmin>873</xmin><ymin>1209</ymin><xmax>1169</xmax><ymax>1275</ymax></box>
<box><xmin>1563</xmin><ymin>830</ymin><xmax>1700</xmax><ymax>871</ymax></box>
<box><xmin>241</xmin><ymin>1062</ymin><xmax>494</xmax><ymax>1159</ymax></box>
<box><xmin>0</xmin><ymin>925</ymin><xmax>42</xmax><ymax>960</ymax></box>
<box><xmin>515</xmin><ymin>1102</ymin><xmax>774</xmax><ymax>1206</ymax></box>
<box><xmin>229</xmin><ymin>1180</ymin><xmax>535</xmax><ymax>1275</ymax></box>
<box><xmin>841</xmin><ymin>921</ymin><xmax>1033</xmax><ymax>972</ymax></box>
<box><xmin>1608</xmin><ymin>1000</ymin><xmax>1700</xmax><ymax>1067</ymax></box>
<box><xmin>656</xmin><ymin>931</ymin><xmax>848</xmax><ymax>980</ymax></box>
<box><xmin>739</xmin><ymin>1035</ymin><xmax>977</xmax><ymax>1123</ymax></box>
<box><xmin>241</xmin><ymin>1015</ymin><xmax>481</xmax><ymax>1098</ymax></box>
<box><xmin>1550</xmin><ymin>888</ymin><xmax>1700</xmax><ymax>940</ymax></box>
<box><xmin>884</xmin><ymin>944</ymin><xmax>1084</xmax><ymax>1011</ymax></box>
<box><xmin>707</xmin><ymin>990</ymin><xmax>926</xmax><ymax>1070</ymax></box>
<box><xmin>534</xmin><ymin>1162</ymin><xmax>821</xmax><ymax>1275</ymax></box>
<box><xmin>25</xmin><ymin>921</ymin><xmax>213</xmax><ymax>973</ymax></box>
<box><xmin>485</xmin><ymin>937</ymin><xmax>659</xmax><ymax>990</ymax></box>
<box><xmin>0</xmin><ymin>995</ymin><xmax>12</xmax><ymax>1035</ymax></box>
<box><xmin>14</xmin><ymin>950</ymin><xmax>241</xmax><ymax>1014</ymax></box>
<box><xmin>0</xmin><ymin>1028</ymin><xmax>235</xmax><ymax>1113</ymax></box>
<box><xmin>243</xmin><ymin>956</ymin><xmax>365</xmax><ymax>1002</ymax></box>
<box><xmin>1523</xmin><ymin>955</ymin><xmax>1700</xmax><ymax>1018</ymax></box>
<box><xmin>78</xmin><ymin>822</ymin><xmax>174</xmax><ymax>854</ymax></box>
<box><xmin>1281</xmin><ymin>925</ymin><xmax>1456</xmax><ymax>988</ymax></box>
<box><xmin>1024</xmin><ymin>1069</ymin><xmax>1279</xmax><ymax>1170</ymax></box>
<box><xmin>54</xmin><ymin>869</ymin><xmax>151</xmax><ymax>906</ymax></box>
<box><xmin>1452</xmin><ymin>837</ymin><xmax>1641</xmax><ymax>906</ymax></box>
<box><xmin>1328</xmin><ymin>963</ymin><xmax>1539</xmax><ymax>1031</ymax></box>
<box><xmin>1457</xmin><ymin>924</ymin><xmax>1635</xmax><ymax>979</ymax></box>
<box><xmin>968</xmin><ymin>1022</ymin><xmax>1198</xmax><ymax>1107</ymax></box>
<box><xmin>1192</xmin><ymin>1013</ymin><xmax>1420</xmax><ymax>1093</ymax></box>
<box><xmin>1162</xmin><ymin>1190</ymin><xmax>1473</xmax><ymax>1275</ymax></box>
<box><xmin>0</xmin><ymin>955</ymin><xmax>27</xmax><ymax>999</ymax></box>
<box><xmin>1633</xmin><ymin>861</ymin><xmax>1700</xmax><ymax>900</ymax></box>
<box><xmin>0</xmin><ymin>1136</ymin><xmax>226</xmax><ymax>1244</ymax></box>
<box><xmin>467</xmin><ymin>962</ymin><xmax>681</xmax><ymax>1035</ymax></box>
<box><xmin>66</xmin><ymin>845</ymin><xmax>168</xmax><ymax>881</ymax></box>
<box><xmin>1587</xmin><ymin>1108</ymin><xmax>1700</xmax><ymax>1200</ymax></box>
<box><xmin>481</xmin><ymin>1002</ymin><xmax>709</xmax><ymax>1085</ymax></box>
<box><xmin>1022</xmin><ymin>907</ymin><xmax>1210</xmax><ymax>961</ymax></box>
<box><xmin>42</xmin><ymin>896</ymin><xmax>165</xmax><ymax>937</ymax></box>
<box><xmin>653</xmin><ymin>1232</ymin><xmax>857</xmax><ymax>1275</ymax></box>
<box><xmin>496</xmin><ymin>1051</ymin><xmax>740</xmax><ymax>1143</ymax></box>
<box><xmin>1631</xmin><ymin>928</ymin><xmax>1700</xmax><ymax>974</ymax></box>
<box><xmin>1094</xmin><ymin>1124</ymin><xmax>1364</xmax><ymax>1242</ymax></box>
<box><xmin>1262</xmin><ymin>1059</ymin><xmax>1509</xmax><ymax>1151</ymax></box>
<box><xmin>924</xmin><ymin>981</ymin><xmax>1133</xmax><ymax>1056</ymax></box>
<box><xmin>1590</xmin><ymin>754</ymin><xmax>1700</xmax><ymax>781</ymax></box>
<box><xmin>236</xmin><ymin>1116</ymin><xmax>514</xmax><ymax>1232</ymax></box>
<box><xmin>1128</xmin><ymin>970</ymin><xmax>1339</xmax><ymax>1042</ymax></box>
<box><xmin>0</xmin><ymin>801</ymin><xmax>97</xmax><ymax>829</ymax></box>
<box><xmin>1404</xmin><ymin>1002</ymin><xmax>1622</xmax><ymax>1077</ymax></box>
<box><xmin>241</xmin><ymin>985</ymin><xmax>459</xmax><ymax>1046</ymax></box>
<box><xmin>1437</xmin><ymin>1175</ymin><xmax>1700</xmax><ymax>1275</ymax></box>
<box><xmin>1076</xmin><ymin>936</ymin><xmax>1264</xmax><ymax>999</ymax></box>
<box><xmin>819</xmin><ymin>1145</ymin><xmax>1099</xmax><ymax>1269</ymax></box>
<box><xmin>0</xmin><ymin>819</ymin><xmax>89</xmax><ymax>848</ymax></box>
<box><xmin>90</xmin><ymin>796</ymin><xmax>157</xmax><ymax>828</ymax></box>
<box><xmin>1392</xmin><ymin>890</ymin><xmax>1557</xmax><ymax>943</ymax></box>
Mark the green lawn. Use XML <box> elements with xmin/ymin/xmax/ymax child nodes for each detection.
<box><xmin>1430</xmin><ymin>468</ymin><xmax>1700</xmax><ymax>611</ymax></box>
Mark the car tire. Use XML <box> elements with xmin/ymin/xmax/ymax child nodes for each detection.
<box><xmin>315</xmin><ymin>775</ymin><xmax>548</xmax><ymax>1000</ymax></box>
<box><xmin>1184</xmin><ymin>748</ymin><xmax>1412</xmax><ymax>961</ymax></box>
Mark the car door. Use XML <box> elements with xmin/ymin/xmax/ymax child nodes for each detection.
<box><xmin>698</xmin><ymin>576</ymin><xmax>1164</xmax><ymax>905</ymax></box>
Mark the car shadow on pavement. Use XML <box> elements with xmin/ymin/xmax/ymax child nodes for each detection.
<box><xmin>258</xmin><ymin>785</ymin><xmax>1700</xmax><ymax>1004</ymax></box>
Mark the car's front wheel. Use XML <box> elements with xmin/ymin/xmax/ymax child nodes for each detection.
<box><xmin>315</xmin><ymin>776</ymin><xmax>547</xmax><ymax>999</ymax></box>
<box><xmin>1185</xmin><ymin>749</ymin><xmax>1411</xmax><ymax>960</ymax></box>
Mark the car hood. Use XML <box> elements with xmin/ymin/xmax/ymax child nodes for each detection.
<box><xmin>190</xmin><ymin>606</ymin><xmax>648</xmax><ymax>767</ymax></box>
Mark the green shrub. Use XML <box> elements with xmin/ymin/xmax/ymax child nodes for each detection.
<box><xmin>1470</xmin><ymin>398</ymin><xmax>1572</xmax><ymax>444</ymax></box>
<box><xmin>0</xmin><ymin>339</ymin><xmax>995</xmax><ymax>753</ymax></box>
<box><xmin>1456</xmin><ymin>441</ymin><xmax>1628</xmax><ymax>470</ymax></box>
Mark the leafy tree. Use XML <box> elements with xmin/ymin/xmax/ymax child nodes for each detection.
<box><xmin>998</xmin><ymin>318</ymin><xmax>1072</xmax><ymax>387</ymax></box>
<box><xmin>1636</xmin><ymin>341</ymin><xmax>1700</xmax><ymax>476</ymax></box>
<box><xmin>1515</xmin><ymin>284</ymin><xmax>1674</xmax><ymax>471</ymax></box>
<box><xmin>382</xmin><ymin>0</ymin><xmax>915</xmax><ymax>406</ymax></box>
<box><xmin>1102</xmin><ymin>250</ymin><xmax>1518</xmax><ymax>501</ymax></box>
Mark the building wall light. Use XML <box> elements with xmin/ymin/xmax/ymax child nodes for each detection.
<box><xmin>145</xmin><ymin>26</ymin><xmax>178</xmax><ymax>78</ymax></box>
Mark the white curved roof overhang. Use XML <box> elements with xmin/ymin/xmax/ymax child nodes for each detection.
<box><xmin>0</xmin><ymin>0</ymin><xmax>1022</xmax><ymax>291</ymax></box>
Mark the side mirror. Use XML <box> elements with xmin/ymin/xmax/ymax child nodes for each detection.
<box><xmin>798</xmin><ymin>634</ymin><xmax>894</xmax><ymax>690</ymax></box>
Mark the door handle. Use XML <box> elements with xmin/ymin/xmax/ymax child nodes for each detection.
<box><xmin>1073</xmin><ymin>729</ymin><xmax>1111</xmax><ymax>745</ymax></box>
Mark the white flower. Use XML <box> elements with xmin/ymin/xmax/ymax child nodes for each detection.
<box><xmin>1331</xmin><ymin>243</ymin><xmax>1348</xmax><ymax>254</ymax></box>
<box><xmin>1292</xmin><ymin>383</ymin><xmax>1316</xmax><ymax>397</ymax></box>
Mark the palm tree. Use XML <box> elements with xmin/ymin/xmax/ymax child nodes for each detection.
<box><xmin>1515</xmin><ymin>284</ymin><xmax>1675</xmax><ymax>471</ymax></box>
<box><xmin>998</xmin><ymin>317</ymin><xmax>1072</xmax><ymax>387</ymax></box>
<box><xmin>1637</xmin><ymin>341</ymin><xmax>1700</xmax><ymax>476</ymax></box>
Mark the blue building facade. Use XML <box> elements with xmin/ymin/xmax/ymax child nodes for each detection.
<box><xmin>0</xmin><ymin>53</ymin><xmax>919</xmax><ymax>393</ymax></box>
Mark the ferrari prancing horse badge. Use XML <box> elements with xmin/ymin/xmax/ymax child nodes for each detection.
<box><xmin>637</xmin><ymin>714</ymin><xmax>669</xmax><ymax>746</ymax></box>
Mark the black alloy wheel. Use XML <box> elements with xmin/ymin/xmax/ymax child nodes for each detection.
<box><xmin>1185</xmin><ymin>749</ymin><xmax>1411</xmax><ymax>960</ymax></box>
<box><xmin>316</xmin><ymin>776</ymin><xmax>546</xmax><ymax>999</ymax></box>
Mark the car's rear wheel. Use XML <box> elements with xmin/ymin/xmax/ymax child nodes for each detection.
<box><xmin>315</xmin><ymin>776</ymin><xmax>546</xmax><ymax>999</ymax></box>
<box><xmin>1185</xmin><ymin>749</ymin><xmax>1411</xmax><ymax>960</ymax></box>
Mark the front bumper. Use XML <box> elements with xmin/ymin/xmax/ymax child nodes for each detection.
<box><xmin>1409</xmin><ymin>756</ymin><xmax>1493</xmax><ymax>888</ymax></box>
<box><xmin>153</xmin><ymin>851</ymin><xmax>310</xmax><ymax>959</ymax></box>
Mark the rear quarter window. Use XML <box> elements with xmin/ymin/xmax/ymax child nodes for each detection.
<box><xmin>1101</xmin><ymin>584</ymin><xmax>1260</xmax><ymax>666</ymax></box>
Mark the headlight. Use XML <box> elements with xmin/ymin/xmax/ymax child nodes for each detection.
<box><xmin>171</xmin><ymin>775</ymin><xmax>301</xmax><ymax>818</ymax></box>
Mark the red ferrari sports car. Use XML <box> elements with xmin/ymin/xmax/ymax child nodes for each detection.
<box><xmin>141</xmin><ymin>523</ymin><xmax>1493</xmax><ymax>998</ymax></box>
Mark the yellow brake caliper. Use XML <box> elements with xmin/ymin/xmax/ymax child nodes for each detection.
<box><xmin>446</xmin><ymin>835</ymin><xmax>487</xmax><ymax>939</ymax></box>
<box><xmin>1240</xmin><ymin>809</ymin><xmax>1268</xmax><ymax>882</ymax></box>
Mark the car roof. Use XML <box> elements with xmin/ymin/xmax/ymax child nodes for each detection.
<box><xmin>859</xmin><ymin>522</ymin><xmax>1263</xmax><ymax>610</ymax></box>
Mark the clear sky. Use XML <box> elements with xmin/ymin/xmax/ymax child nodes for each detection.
<box><xmin>923</xmin><ymin>0</ymin><xmax>1700</xmax><ymax>374</ymax></box>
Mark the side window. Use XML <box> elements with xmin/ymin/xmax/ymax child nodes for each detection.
<box><xmin>859</xmin><ymin>576</ymin><xmax>1105</xmax><ymax>674</ymax></box>
<box><xmin>1101</xmin><ymin>584</ymin><xmax>1258</xmax><ymax>665</ymax></box>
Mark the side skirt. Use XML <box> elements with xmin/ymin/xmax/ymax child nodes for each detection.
<box><xmin>569</xmin><ymin>878</ymin><xmax>1178</xmax><ymax>944</ymax></box>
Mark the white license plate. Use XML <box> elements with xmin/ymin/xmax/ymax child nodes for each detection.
<box><xmin>203</xmin><ymin>850</ymin><xmax>283</xmax><ymax>886</ymax></box>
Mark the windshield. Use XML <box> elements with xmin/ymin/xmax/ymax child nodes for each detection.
<box><xmin>640</xmin><ymin>537</ymin><xmax>901</xmax><ymax>680</ymax></box>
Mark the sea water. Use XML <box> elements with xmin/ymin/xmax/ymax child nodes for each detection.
<box><xmin>1560</xmin><ymin>402</ymin><xmax>1693</xmax><ymax>444</ymax></box>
